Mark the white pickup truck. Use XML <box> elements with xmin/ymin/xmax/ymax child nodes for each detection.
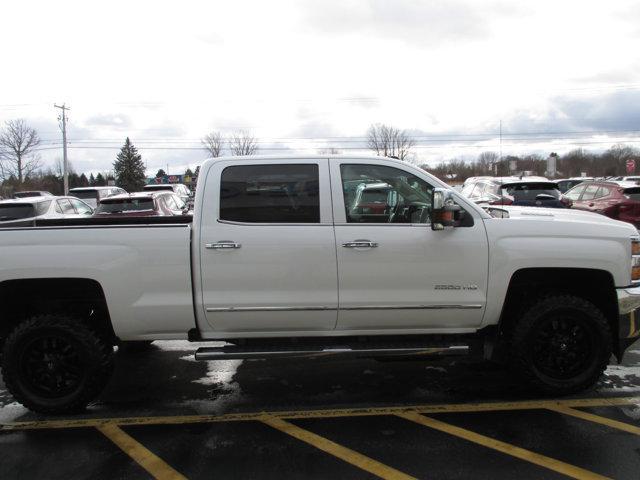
<box><xmin>1</xmin><ymin>155</ymin><xmax>640</xmax><ymax>414</ymax></box>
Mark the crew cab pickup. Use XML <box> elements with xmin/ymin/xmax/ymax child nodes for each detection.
<box><xmin>1</xmin><ymin>155</ymin><xmax>640</xmax><ymax>413</ymax></box>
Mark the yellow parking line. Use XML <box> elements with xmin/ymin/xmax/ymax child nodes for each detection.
<box><xmin>397</xmin><ymin>412</ymin><xmax>610</xmax><ymax>480</ymax></box>
<box><xmin>97</xmin><ymin>423</ymin><xmax>187</xmax><ymax>480</ymax></box>
<box><xmin>261</xmin><ymin>415</ymin><xmax>416</xmax><ymax>480</ymax></box>
<box><xmin>547</xmin><ymin>406</ymin><xmax>640</xmax><ymax>435</ymax></box>
<box><xmin>2</xmin><ymin>396</ymin><xmax>638</xmax><ymax>431</ymax></box>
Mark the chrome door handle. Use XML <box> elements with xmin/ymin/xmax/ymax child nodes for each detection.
<box><xmin>206</xmin><ymin>241</ymin><xmax>241</xmax><ymax>250</ymax></box>
<box><xmin>342</xmin><ymin>240</ymin><xmax>378</xmax><ymax>248</ymax></box>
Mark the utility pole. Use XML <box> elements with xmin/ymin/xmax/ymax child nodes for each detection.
<box><xmin>54</xmin><ymin>103</ymin><xmax>70</xmax><ymax>194</ymax></box>
<box><xmin>499</xmin><ymin>120</ymin><xmax>502</xmax><ymax>161</ymax></box>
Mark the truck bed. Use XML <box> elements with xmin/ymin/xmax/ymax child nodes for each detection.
<box><xmin>0</xmin><ymin>220</ymin><xmax>196</xmax><ymax>340</ymax></box>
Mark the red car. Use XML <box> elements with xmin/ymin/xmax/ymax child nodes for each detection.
<box><xmin>564</xmin><ymin>181</ymin><xmax>640</xmax><ymax>227</ymax></box>
<box><xmin>93</xmin><ymin>191</ymin><xmax>189</xmax><ymax>217</ymax></box>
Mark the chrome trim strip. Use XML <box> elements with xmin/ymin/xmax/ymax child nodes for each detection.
<box><xmin>206</xmin><ymin>304</ymin><xmax>483</xmax><ymax>313</ymax></box>
<box><xmin>342</xmin><ymin>304</ymin><xmax>483</xmax><ymax>310</ymax></box>
<box><xmin>195</xmin><ymin>345</ymin><xmax>470</xmax><ymax>361</ymax></box>
<box><xmin>206</xmin><ymin>306</ymin><xmax>335</xmax><ymax>312</ymax></box>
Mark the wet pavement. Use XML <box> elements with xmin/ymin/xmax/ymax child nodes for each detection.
<box><xmin>1</xmin><ymin>340</ymin><xmax>639</xmax><ymax>479</ymax></box>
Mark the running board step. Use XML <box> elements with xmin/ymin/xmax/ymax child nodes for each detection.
<box><xmin>195</xmin><ymin>344</ymin><xmax>469</xmax><ymax>361</ymax></box>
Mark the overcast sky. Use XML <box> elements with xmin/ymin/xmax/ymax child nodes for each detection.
<box><xmin>1</xmin><ymin>0</ymin><xmax>639</xmax><ymax>175</ymax></box>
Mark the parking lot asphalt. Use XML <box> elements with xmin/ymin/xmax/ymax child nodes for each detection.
<box><xmin>1</xmin><ymin>340</ymin><xmax>639</xmax><ymax>479</ymax></box>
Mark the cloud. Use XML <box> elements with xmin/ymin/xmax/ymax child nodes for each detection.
<box><xmin>504</xmin><ymin>90</ymin><xmax>640</xmax><ymax>134</ymax></box>
<box><xmin>85</xmin><ymin>113</ymin><xmax>131</xmax><ymax>129</ymax></box>
<box><xmin>301</xmin><ymin>0</ymin><xmax>523</xmax><ymax>46</ymax></box>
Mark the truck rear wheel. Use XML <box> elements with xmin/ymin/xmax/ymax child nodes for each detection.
<box><xmin>510</xmin><ymin>295</ymin><xmax>611</xmax><ymax>395</ymax></box>
<box><xmin>1</xmin><ymin>314</ymin><xmax>114</xmax><ymax>414</ymax></box>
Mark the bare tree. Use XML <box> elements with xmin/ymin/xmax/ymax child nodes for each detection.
<box><xmin>202</xmin><ymin>131</ymin><xmax>224</xmax><ymax>158</ymax></box>
<box><xmin>229</xmin><ymin>131</ymin><xmax>258</xmax><ymax>156</ymax></box>
<box><xmin>366</xmin><ymin>124</ymin><xmax>415</xmax><ymax>160</ymax></box>
<box><xmin>0</xmin><ymin>119</ymin><xmax>42</xmax><ymax>183</ymax></box>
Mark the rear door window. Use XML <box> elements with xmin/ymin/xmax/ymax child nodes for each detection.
<box><xmin>564</xmin><ymin>184</ymin><xmax>586</xmax><ymax>201</ymax></box>
<box><xmin>581</xmin><ymin>185</ymin><xmax>600</xmax><ymax>201</ymax></box>
<box><xmin>56</xmin><ymin>198</ymin><xmax>76</xmax><ymax>214</ymax></box>
<box><xmin>220</xmin><ymin>164</ymin><xmax>320</xmax><ymax>223</ymax></box>
<box><xmin>70</xmin><ymin>199</ymin><xmax>93</xmax><ymax>215</ymax></box>
<box><xmin>0</xmin><ymin>204</ymin><xmax>35</xmax><ymax>221</ymax></box>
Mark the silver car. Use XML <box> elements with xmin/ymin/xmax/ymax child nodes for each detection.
<box><xmin>0</xmin><ymin>196</ymin><xmax>94</xmax><ymax>227</ymax></box>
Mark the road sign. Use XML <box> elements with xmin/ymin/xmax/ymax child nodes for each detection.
<box><xmin>626</xmin><ymin>159</ymin><xmax>635</xmax><ymax>174</ymax></box>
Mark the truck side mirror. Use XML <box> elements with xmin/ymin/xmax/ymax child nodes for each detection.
<box><xmin>432</xmin><ymin>188</ymin><xmax>462</xmax><ymax>231</ymax></box>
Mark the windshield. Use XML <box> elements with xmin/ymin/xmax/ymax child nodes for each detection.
<box><xmin>70</xmin><ymin>191</ymin><xmax>98</xmax><ymax>207</ymax></box>
<box><xmin>499</xmin><ymin>183</ymin><xmax>560</xmax><ymax>200</ymax></box>
<box><xmin>0</xmin><ymin>204</ymin><xmax>36</xmax><ymax>221</ymax></box>
<box><xmin>143</xmin><ymin>185</ymin><xmax>173</xmax><ymax>192</ymax></box>
<box><xmin>96</xmin><ymin>198</ymin><xmax>155</xmax><ymax>213</ymax></box>
<box><xmin>14</xmin><ymin>191</ymin><xmax>48</xmax><ymax>198</ymax></box>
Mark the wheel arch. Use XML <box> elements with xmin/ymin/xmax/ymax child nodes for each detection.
<box><xmin>0</xmin><ymin>278</ymin><xmax>117</xmax><ymax>348</ymax></box>
<box><xmin>498</xmin><ymin>267</ymin><xmax>619</xmax><ymax>356</ymax></box>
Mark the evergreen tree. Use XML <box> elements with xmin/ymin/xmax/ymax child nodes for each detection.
<box><xmin>69</xmin><ymin>173</ymin><xmax>81</xmax><ymax>189</ymax></box>
<box><xmin>156</xmin><ymin>168</ymin><xmax>166</xmax><ymax>178</ymax></box>
<box><xmin>113</xmin><ymin>138</ymin><xmax>146</xmax><ymax>192</ymax></box>
<box><xmin>89</xmin><ymin>173</ymin><xmax>96</xmax><ymax>186</ymax></box>
<box><xmin>184</xmin><ymin>168</ymin><xmax>194</xmax><ymax>178</ymax></box>
<box><xmin>79</xmin><ymin>173</ymin><xmax>89</xmax><ymax>187</ymax></box>
<box><xmin>95</xmin><ymin>173</ymin><xmax>105</xmax><ymax>186</ymax></box>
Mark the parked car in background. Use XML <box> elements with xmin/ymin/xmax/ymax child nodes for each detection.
<box><xmin>94</xmin><ymin>191</ymin><xmax>189</xmax><ymax>217</ymax></box>
<box><xmin>69</xmin><ymin>186</ymin><xmax>127</xmax><ymax>208</ymax></box>
<box><xmin>556</xmin><ymin>177</ymin><xmax>593</xmax><ymax>193</ymax></box>
<box><xmin>13</xmin><ymin>191</ymin><xmax>53</xmax><ymax>198</ymax></box>
<box><xmin>609</xmin><ymin>176</ymin><xmax>640</xmax><ymax>183</ymax></box>
<box><xmin>461</xmin><ymin>177</ymin><xmax>569</xmax><ymax>208</ymax></box>
<box><xmin>142</xmin><ymin>183</ymin><xmax>192</xmax><ymax>205</ymax></box>
<box><xmin>564</xmin><ymin>180</ymin><xmax>640</xmax><ymax>228</ymax></box>
<box><xmin>0</xmin><ymin>196</ymin><xmax>93</xmax><ymax>226</ymax></box>
<box><xmin>496</xmin><ymin>181</ymin><xmax>570</xmax><ymax>208</ymax></box>
<box><xmin>464</xmin><ymin>179</ymin><xmax>570</xmax><ymax>208</ymax></box>
<box><xmin>349</xmin><ymin>182</ymin><xmax>395</xmax><ymax>222</ymax></box>
<box><xmin>461</xmin><ymin>177</ymin><xmax>521</xmax><ymax>204</ymax></box>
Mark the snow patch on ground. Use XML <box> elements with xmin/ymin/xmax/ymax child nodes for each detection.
<box><xmin>193</xmin><ymin>359</ymin><xmax>243</xmax><ymax>387</ymax></box>
<box><xmin>600</xmin><ymin>362</ymin><xmax>640</xmax><ymax>392</ymax></box>
<box><xmin>173</xmin><ymin>359</ymin><xmax>244</xmax><ymax>413</ymax></box>
<box><xmin>0</xmin><ymin>401</ymin><xmax>29</xmax><ymax>423</ymax></box>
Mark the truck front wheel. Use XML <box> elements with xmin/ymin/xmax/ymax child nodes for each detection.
<box><xmin>510</xmin><ymin>295</ymin><xmax>612</xmax><ymax>395</ymax></box>
<box><xmin>1</xmin><ymin>314</ymin><xmax>114</xmax><ymax>414</ymax></box>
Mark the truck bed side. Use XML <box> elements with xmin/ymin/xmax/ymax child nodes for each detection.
<box><xmin>0</xmin><ymin>224</ymin><xmax>195</xmax><ymax>340</ymax></box>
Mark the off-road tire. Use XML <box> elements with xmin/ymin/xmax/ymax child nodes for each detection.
<box><xmin>510</xmin><ymin>295</ymin><xmax>612</xmax><ymax>395</ymax></box>
<box><xmin>1</xmin><ymin>314</ymin><xmax>114</xmax><ymax>414</ymax></box>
